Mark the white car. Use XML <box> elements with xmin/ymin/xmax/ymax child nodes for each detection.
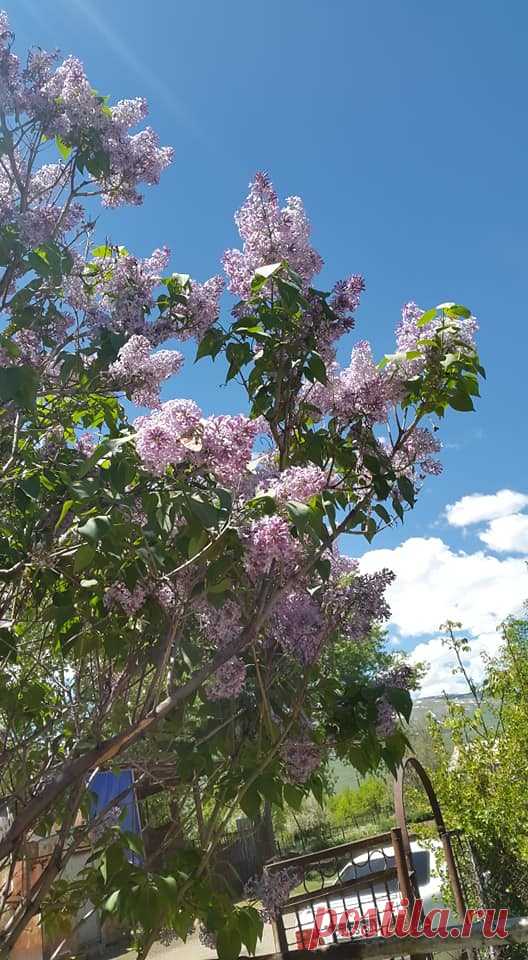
<box><xmin>291</xmin><ymin>840</ymin><xmax>446</xmax><ymax>947</ymax></box>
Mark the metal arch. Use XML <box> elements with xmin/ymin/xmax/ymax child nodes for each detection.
<box><xmin>394</xmin><ymin>756</ymin><xmax>467</xmax><ymax>920</ymax></box>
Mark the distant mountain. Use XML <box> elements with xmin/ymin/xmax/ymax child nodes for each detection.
<box><xmin>411</xmin><ymin>692</ymin><xmax>477</xmax><ymax>723</ymax></box>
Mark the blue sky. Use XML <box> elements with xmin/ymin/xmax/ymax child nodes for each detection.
<box><xmin>8</xmin><ymin>0</ymin><xmax>528</xmax><ymax>692</ymax></box>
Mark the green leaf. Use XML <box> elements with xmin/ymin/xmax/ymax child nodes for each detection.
<box><xmin>216</xmin><ymin>927</ymin><xmax>242</xmax><ymax>960</ymax></box>
<box><xmin>20</xmin><ymin>474</ymin><xmax>40</xmax><ymax>499</ymax></box>
<box><xmin>248</xmin><ymin>493</ymin><xmax>276</xmax><ymax>514</ymax></box>
<box><xmin>449</xmin><ymin>390</ymin><xmax>474</xmax><ymax>412</ymax></box>
<box><xmin>385</xmin><ymin>686</ymin><xmax>412</xmax><ymax>723</ymax></box>
<box><xmin>78</xmin><ymin>515</ymin><xmax>112</xmax><ymax>543</ymax></box>
<box><xmin>437</xmin><ymin>302</ymin><xmax>471</xmax><ymax>318</ymax></box>
<box><xmin>374</xmin><ymin>504</ymin><xmax>392</xmax><ymax>525</ymax></box>
<box><xmin>195</xmin><ymin>326</ymin><xmax>225</xmax><ymax>362</ymax></box>
<box><xmin>207</xmin><ymin>578</ymin><xmax>231</xmax><ymax>595</ymax></box>
<box><xmin>311</xmin><ymin>776</ymin><xmax>325</xmax><ymax>807</ymax></box>
<box><xmin>103</xmin><ymin>890</ymin><xmax>120</xmax><ymax>914</ymax></box>
<box><xmin>306</xmin><ymin>353</ymin><xmax>327</xmax><ymax>385</ymax></box>
<box><xmin>392</xmin><ymin>496</ymin><xmax>404</xmax><ymax>521</ymax></box>
<box><xmin>237</xmin><ymin>907</ymin><xmax>263</xmax><ymax>956</ymax></box>
<box><xmin>122</xmin><ymin>831</ymin><xmax>145</xmax><ymax>857</ymax></box>
<box><xmin>0</xmin><ymin>365</ymin><xmax>39</xmax><ymax>407</ymax></box>
<box><xmin>315</xmin><ymin>558</ymin><xmax>331</xmax><ymax>581</ymax></box>
<box><xmin>92</xmin><ymin>244</ymin><xmax>112</xmax><ymax>258</ymax></box>
<box><xmin>287</xmin><ymin>500</ymin><xmax>312</xmax><ymax>533</ymax></box>
<box><xmin>0</xmin><ymin>628</ymin><xmax>17</xmax><ymax>662</ymax></box>
<box><xmin>283</xmin><ymin>783</ymin><xmax>304</xmax><ymax>811</ymax></box>
<box><xmin>55</xmin><ymin>136</ymin><xmax>72</xmax><ymax>160</ymax></box>
<box><xmin>416</xmin><ymin>308</ymin><xmax>437</xmax><ymax>328</ymax></box>
<box><xmin>188</xmin><ymin>496</ymin><xmax>221</xmax><ymax>529</ymax></box>
<box><xmin>188</xmin><ymin>530</ymin><xmax>208</xmax><ymax>558</ymax></box>
<box><xmin>239</xmin><ymin>788</ymin><xmax>261</xmax><ymax>820</ymax></box>
<box><xmin>225</xmin><ymin>342</ymin><xmax>252</xmax><ymax>381</ymax></box>
<box><xmin>73</xmin><ymin>543</ymin><xmax>96</xmax><ymax>573</ymax></box>
<box><xmin>397</xmin><ymin>476</ymin><xmax>415</xmax><ymax>506</ymax></box>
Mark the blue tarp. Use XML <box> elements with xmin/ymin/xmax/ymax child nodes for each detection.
<box><xmin>89</xmin><ymin>770</ymin><xmax>142</xmax><ymax>861</ymax></box>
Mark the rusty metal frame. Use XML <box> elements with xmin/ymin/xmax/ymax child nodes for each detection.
<box><xmin>394</xmin><ymin>756</ymin><xmax>467</xmax><ymax>921</ymax></box>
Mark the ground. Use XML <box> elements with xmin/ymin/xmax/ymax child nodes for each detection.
<box><xmin>111</xmin><ymin>923</ymin><xmax>276</xmax><ymax>960</ymax></box>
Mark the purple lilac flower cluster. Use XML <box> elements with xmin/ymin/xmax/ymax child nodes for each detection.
<box><xmin>0</xmin><ymin>11</ymin><xmax>172</xmax><ymax>210</ymax></box>
<box><xmin>264</xmin><ymin>465</ymin><xmax>328</xmax><ymax>504</ymax></box>
<box><xmin>271</xmin><ymin>591</ymin><xmax>325</xmax><ymax>664</ymax></box>
<box><xmin>205</xmin><ymin>657</ymin><xmax>247</xmax><ymax>701</ymax></box>
<box><xmin>382</xmin><ymin>663</ymin><xmax>415</xmax><ymax>691</ymax></box>
<box><xmin>246</xmin><ymin>515</ymin><xmax>302</xmax><ymax>577</ymax></box>
<box><xmin>108</xmin><ymin>334</ymin><xmax>183</xmax><ymax>408</ymax></box>
<box><xmin>195</xmin><ymin>599</ymin><xmax>243</xmax><ymax>647</ymax></box>
<box><xmin>391</xmin><ymin>427</ymin><xmax>442</xmax><ymax>478</ymax></box>
<box><xmin>281</xmin><ymin>738</ymin><xmax>322</xmax><ymax>783</ymax></box>
<box><xmin>134</xmin><ymin>401</ymin><xmax>266</xmax><ymax>482</ymax></box>
<box><xmin>396</xmin><ymin>301</ymin><xmax>478</xmax><ymax>366</ymax></box>
<box><xmin>309</xmin><ymin>341</ymin><xmax>394</xmax><ymax>424</ymax></box>
<box><xmin>104</xmin><ymin>579</ymin><xmax>177</xmax><ymax>616</ymax></box>
<box><xmin>244</xmin><ymin>868</ymin><xmax>300</xmax><ymax>922</ymax></box>
<box><xmin>104</xmin><ymin>582</ymin><xmax>147</xmax><ymax>616</ymax></box>
<box><xmin>375</xmin><ymin>698</ymin><xmax>398</xmax><ymax>739</ymax></box>
<box><xmin>322</xmin><ymin>554</ymin><xmax>395</xmax><ymax>644</ymax></box>
<box><xmin>76</xmin><ymin>432</ymin><xmax>97</xmax><ymax>457</ymax></box>
<box><xmin>198</xmin><ymin>925</ymin><xmax>217</xmax><ymax>950</ymax></box>
<box><xmin>222</xmin><ymin>172</ymin><xmax>323</xmax><ymax>298</ymax></box>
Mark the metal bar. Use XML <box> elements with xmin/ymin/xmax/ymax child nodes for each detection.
<box><xmin>284</xmin><ymin>868</ymin><xmax>398</xmax><ymax>909</ymax></box>
<box><xmin>390</xmin><ymin>828</ymin><xmax>414</xmax><ymax>907</ymax></box>
<box><xmin>266</xmin><ymin>833</ymin><xmax>394</xmax><ymax>872</ymax></box>
<box><xmin>245</xmin><ymin>916</ymin><xmax>528</xmax><ymax>960</ymax></box>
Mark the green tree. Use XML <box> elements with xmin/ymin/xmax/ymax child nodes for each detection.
<box><xmin>429</xmin><ymin>614</ymin><xmax>528</xmax><ymax>958</ymax></box>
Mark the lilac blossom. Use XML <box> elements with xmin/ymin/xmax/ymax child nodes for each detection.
<box><xmin>222</xmin><ymin>172</ymin><xmax>323</xmax><ymax>297</ymax></box>
<box><xmin>395</xmin><ymin>301</ymin><xmax>479</xmax><ymax>377</ymax></box>
<box><xmin>104</xmin><ymin>582</ymin><xmax>147</xmax><ymax>616</ymax></box>
<box><xmin>108</xmin><ymin>334</ymin><xmax>183</xmax><ymax>407</ymax></box>
<box><xmin>322</xmin><ymin>553</ymin><xmax>394</xmax><ymax>643</ymax></box>
<box><xmin>271</xmin><ymin>591</ymin><xmax>325</xmax><ymax>664</ymax></box>
<box><xmin>281</xmin><ymin>738</ymin><xmax>322</xmax><ymax>784</ymax></box>
<box><xmin>244</xmin><ymin>868</ymin><xmax>300</xmax><ymax>922</ymax></box>
<box><xmin>89</xmin><ymin>805</ymin><xmax>121</xmax><ymax>843</ymax></box>
<box><xmin>134</xmin><ymin>398</ymin><xmax>202</xmax><ymax>474</ymax></box>
<box><xmin>330</xmin><ymin>274</ymin><xmax>365</xmax><ymax>320</ymax></box>
<box><xmin>375</xmin><ymin>698</ymin><xmax>398</xmax><ymax>738</ymax></box>
<box><xmin>382</xmin><ymin>663</ymin><xmax>415</xmax><ymax>690</ymax></box>
<box><xmin>201</xmin><ymin>414</ymin><xmax>266</xmax><ymax>485</ymax></box>
<box><xmin>264</xmin><ymin>465</ymin><xmax>327</xmax><ymax>504</ymax></box>
<box><xmin>313</xmin><ymin>341</ymin><xmax>392</xmax><ymax>423</ymax></box>
<box><xmin>391</xmin><ymin>427</ymin><xmax>442</xmax><ymax>478</ymax></box>
<box><xmin>195</xmin><ymin>599</ymin><xmax>243</xmax><ymax>647</ymax></box>
<box><xmin>206</xmin><ymin>658</ymin><xmax>246</xmax><ymax>700</ymax></box>
<box><xmin>182</xmin><ymin>275</ymin><xmax>224</xmax><ymax>340</ymax></box>
<box><xmin>76</xmin><ymin>432</ymin><xmax>97</xmax><ymax>456</ymax></box>
<box><xmin>246</xmin><ymin>515</ymin><xmax>301</xmax><ymax>577</ymax></box>
<box><xmin>198</xmin><ymin>925</ymin><xmax>217</xmax><ymax>950</ymax></box>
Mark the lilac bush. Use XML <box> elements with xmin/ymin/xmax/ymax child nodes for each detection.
<box><xmin>0</xmin><ymin>11</ymin><xmax>484</xmax><ymax>959</ymax></box>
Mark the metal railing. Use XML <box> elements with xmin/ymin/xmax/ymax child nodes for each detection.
<box><xmin>266</xmin><ymin>829</ymin><xmax>415</xmax><ymax>955</ymax></box>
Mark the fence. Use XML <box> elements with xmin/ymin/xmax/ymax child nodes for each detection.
<box><xmin>265</xmin><ymin>829</ymin><xmax>415</xmax><ymax>955</ymax></box>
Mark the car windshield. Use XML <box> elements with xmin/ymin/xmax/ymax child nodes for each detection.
<box><xmin>339</xmin><ymin>850</ymin><xmax>430</xmax><ymax>888</ymax></box>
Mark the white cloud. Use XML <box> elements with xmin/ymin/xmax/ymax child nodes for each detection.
<box><xmin>445</xmin><ymin>489</ymin><xmax>528</xmax><ymax>527</ymax></box>
<box><xmin>479</xmin><ymin>513</ymin><xmax>528</xmax><ymax>554</ymax></box>
<box><xmin>359</xmin><ymin>536</ymin><xmax>527</xmax><ymax>696</ymax></box>
<box><xmin>408</xmin><ymin>632</ymin><xmax>501</xmax><ymax>698</ymax></box>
